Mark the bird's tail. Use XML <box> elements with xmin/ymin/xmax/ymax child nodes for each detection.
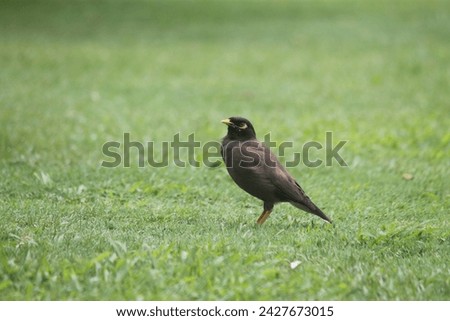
<box><xmin>291</xmin><ymin>201</ymin><xmax>332</xmax><ymax>223</ymax></box>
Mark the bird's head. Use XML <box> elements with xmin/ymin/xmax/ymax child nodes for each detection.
<box><xmin>221</xmin><ymin>116</ymin><xmax>256</xmax><ymax>140</ymax></box>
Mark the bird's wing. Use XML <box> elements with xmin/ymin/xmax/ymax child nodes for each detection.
<box><xmin>270</xmin><ymin>161</ymin><xmax>309</xmax><ymax>202</ymax></box>
<box><xmin>259</xmin><ymin>146</ymin><xmax>317</xmax><ymax>208</ymax></box>
<box><xmin>244</xmin><ymin>143</ymin><xmax>305</xmax><ymax>200</ymax></box>
<box><xmin>268</xmin><ymin>158</ymin><xmax>331</xmax><ymax>221</ymax></box>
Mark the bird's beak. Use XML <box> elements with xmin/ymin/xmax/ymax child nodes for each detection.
<box><xmin>221</xmin><ymin>118</ymin><xmax>233</xmax><ymax>126</ymax></box>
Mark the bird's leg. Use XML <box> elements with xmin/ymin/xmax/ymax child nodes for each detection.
<box><xmin>256</xmin><ymin>210</ymin><xmax>272</xmax><ymax>224</ymax></box>
<box><xmin>256</xmin><ymin>202</ymin><xmax>274</xmax><ymax>225</ymax></box>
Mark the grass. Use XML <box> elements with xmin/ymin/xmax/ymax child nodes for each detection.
<box><xmin>0</xmin><ymin>0</ymin><xmax>449</xmax><ymax>300</ymax></box>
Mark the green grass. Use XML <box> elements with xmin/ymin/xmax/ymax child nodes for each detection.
<box><xmin>1</xmin><ymin>0</ymin><xmax>449</xmax><ymax>300</ymax></box>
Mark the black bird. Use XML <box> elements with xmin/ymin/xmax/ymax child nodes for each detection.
<box><xmin>221</xmin><ymin>116</ymin><xmax>332</xmax><ymax>225</ymax></box>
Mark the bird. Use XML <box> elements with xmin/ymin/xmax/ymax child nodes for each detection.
<box><xmin>220</xmin><ymin>116</ymin><xmax>332</xmax><ymax>225</ymax></box>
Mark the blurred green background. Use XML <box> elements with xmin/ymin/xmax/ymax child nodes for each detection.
<box><xmin>0</xmin><ymin>0</ymin><xmax>449</xmax><ymax>300</ymax></box>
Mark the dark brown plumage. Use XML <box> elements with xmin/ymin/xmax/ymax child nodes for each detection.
<box><xmin>221</xmin><ymin>116</ymin><xmax>332</xmax><ymax>225</ymax></box>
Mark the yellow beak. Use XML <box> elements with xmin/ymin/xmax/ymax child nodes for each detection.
<box><xmin>221</xmin><ymin>118</ymin><xmax>233</xmax><ymax>126</ymax></box>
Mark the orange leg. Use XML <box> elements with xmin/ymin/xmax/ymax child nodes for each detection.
<box><xmin>256</xmin><ymin>209</ymin><xmax>272</xmax><ymax>225</ymax></box>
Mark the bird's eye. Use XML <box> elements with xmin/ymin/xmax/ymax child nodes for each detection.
<box><xmin>238</xmin><ymin>123</ymin><xmax>248</xmax><ymax>129</ymax></box>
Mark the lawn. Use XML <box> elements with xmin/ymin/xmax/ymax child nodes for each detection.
<box><xmin>0</xmin><ymin>0</ymin><xmax>449</xmax><ymax>300</ymax></box>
